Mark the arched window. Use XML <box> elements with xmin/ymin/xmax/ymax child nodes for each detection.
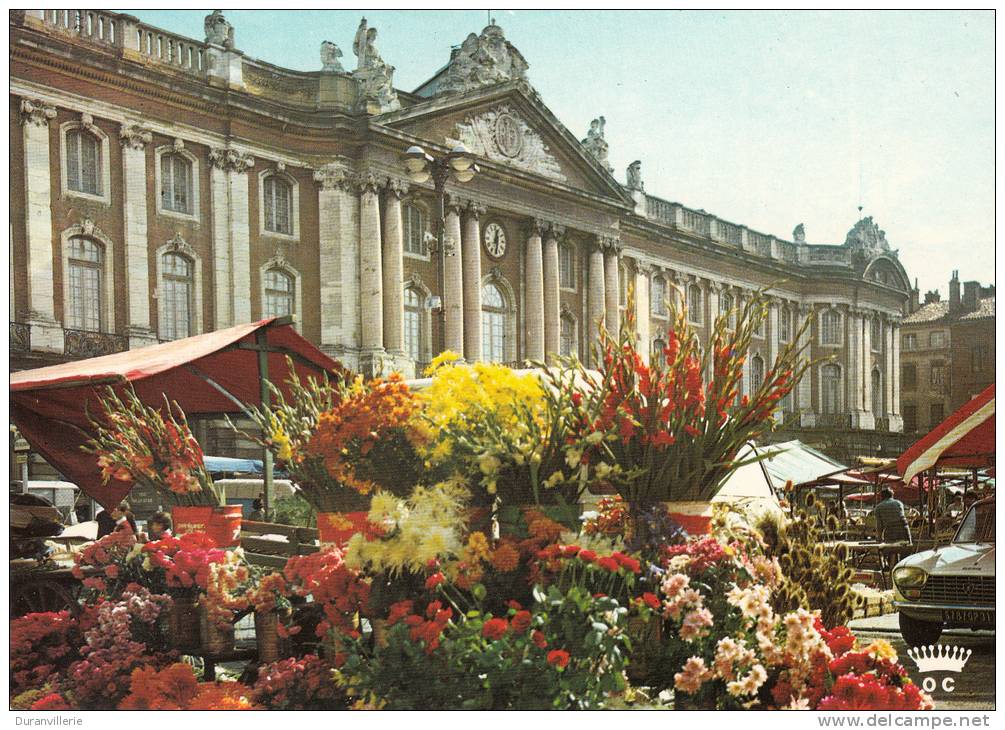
<box><xmin>687</xmin><ymin>284</ymin><xmax>703</xmax><ymax>324</ymax></box>
<box><xmin>821</xmin><ymin>364</ymin><xmax>841</xmax><ymax>415</ymax></box>
<box><xmin>720</xmin><ymin>291</ymin><xmax>735</xmax><ymax>328</ymax></box>
<box><xmin>820</xmin><ymin>309</ymin><xmax>841</xmax><ymax>345</ymax></box>
<box><xmin>263</xmin><ymin>268</ymin><xmax>294</xmax><ymax>318</ymax></box>
<box><xmin>653</xmin><ymin>337</ymin><xmax>666</xmax><ymax>367</ymax></box>
<box><xmin>651</xmin><ymin>276</ymin><xmax>667</xmax><ymax>318</ymax></box>
<box><xmin>404</xmin><ymin>287</ymin><xmax>423</xmax><ymax>362</ymax></box>
<box><xmin>481</xmin><ymin>283</ymin><xmax>507</xmax><ymax>363</ymax></box>
<box><xmin>263</xmin><ymin>174</ymin><xmax>293</xmax><ymax>235</ymax></box>
<box><xmin>403</xmin><ymin>203</ymin><xmax>426</xmax><ymax>256</ymax></box>
<box><xmin>160</xmin><ymin>152</ymin><xmax>193</xmax><ymax>214</ymax></box>
<box><xmin>66</xmin><ymin>237</ymin><xmax>104</xmax><ymax>331</ymax></box>
<box><xmin>779</xmin><ymin>306</ymin><xmax>792</xmax><ymax>342</ymax></box>
<box><xmin>66</xmin><ymin>128</ymin><xmax>102</xmax><ymax>196</ymax></box>
<box><xmin>160</xmin><ymin>252</ymin><xmax>194</xmax><ymax>340</ymax></box>
<box><xmin>559</xmin><ymin>245</ymin><xmax>575</xmax><ymax>290</ymax></box>
<box><xmin>560</xmin><ymin>312</ymin><xmax>576</xmax><ymax>357</ymax></box>
<box><xmin>751</xmin><ymin>354</ymin><xmax>765</xmax><ymax>392</ymax></box>
<box><xmin>871</xmin><ymin>368</ymin><xmax>883</xmax><ymax>416</ymax></box>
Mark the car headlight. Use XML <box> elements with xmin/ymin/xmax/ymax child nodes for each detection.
<box><xmin>893</xmin><ymin>566</ymin><xmax>928</xmax><ymax>588</ymax></box>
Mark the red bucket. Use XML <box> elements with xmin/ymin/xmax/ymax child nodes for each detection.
<box><xmin>172</xmin><ymin>505</ymin><xmax>214</xmax><ymax>537</ymax></box>
<box><xmin>668</xmin><ymin>512</ymin><xmax>712</xmax><ymax>535</ymax></box>
<box><xmin>207</xmin><ymin>505</ymin><xmax>243</xmax><ymax>547</ymax></box>
<box><xmin>317</xmin><ymin>511</ymin><xmax>370</xmax><ymax>546</ymax></box>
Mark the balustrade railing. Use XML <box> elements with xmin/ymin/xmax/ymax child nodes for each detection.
<box><xmin>10</xmin><ymin>322</ymin><xmax>30</xmax><ymax>353</ymax></box>
<box><xmin>41</xmin><ymin>10</ymin><xmax>121</xmax><ymax>47</ymax></box>
<box><xmin>645</xmin><ymin>196</ymin><xmax>676</xmax><ymax>225</ymax></box>
<box><xmin>717</xmin><ymin>221</ymin><xmax>742</xmax><ymax>246</ymax></box>
<box><xmin>680</xmin><ymin>208</ymin><xmax>710</xmax><ymax>236</ymax></box>
<box><xmin>134</xmin><ymin>21</ymin><xmax>207</xmax><ymax>75</ymax></box>
<box><xmin>63</xmin><ymin>328</ymin><xmax>129</xmax><ymax>358</ymax></box>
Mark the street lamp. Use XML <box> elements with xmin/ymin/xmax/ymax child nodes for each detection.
<box><xmin>401</xmin><ymin>144</ymin><xmax>479</xmax><ymax>348</ymax></box>
<box><xmin>402</xmin><ymin>145</ymin><xmax>479</xmax><ymax>252</ymax></box>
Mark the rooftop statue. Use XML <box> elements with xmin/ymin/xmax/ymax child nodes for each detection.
<box><xmin>626</xmin><ymin>160</ymin><xmax>644</xmax><ymax>192</ymax></box>
<box><xmin>793</xmin><ymin>223</ymin><xmax>806</xmax><ymax>243</ymax></box>
<box><xmin>438</xmin><ymin>22</ymin><xmax>529</xmax><ymax>95</ymax></box>
<box><xmin>204</xmin><ymin>10</ymin><xmax>234</xmax><ymax>48</ymax></box>
<box><xmin>844</xmin><ymin>216</ymin><xmax>889</xmax><ymax>251</ymax></box>
<box><xmin>320</xmin><ymin>40</ymin><xmax>344</xmax><ymax>73</ymax></box>
<box><xmin>351</xmin><ymin>18</ymin><xmax>400</xmax><ymax>113</ymax></box>
<box><xmin>581</xmin><ymin>116</ymin><xmax>613</xmax><ymax>174</ymax></box>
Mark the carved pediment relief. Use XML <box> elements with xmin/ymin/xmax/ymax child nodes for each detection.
<box><xmin>446</xmin><ymin>105</ymin><xmax>565</xmax><ymax>182</ymax></box>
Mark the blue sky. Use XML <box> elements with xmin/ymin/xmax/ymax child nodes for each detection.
<box><xmin>130</xmin><ymin>9</ymin><xmax>994</xmax><ymax>296</ymax></box>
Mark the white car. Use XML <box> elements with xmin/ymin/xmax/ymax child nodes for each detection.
<box><xmin>892</xmin><ymin>497</ymin><xmax>995</xmax><ymax>646</ymax></box>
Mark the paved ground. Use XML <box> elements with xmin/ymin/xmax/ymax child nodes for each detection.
<box><xmin>850</xmin><ymin>613</ymin><xmax>995</xmax><ymax>710</ymax></box>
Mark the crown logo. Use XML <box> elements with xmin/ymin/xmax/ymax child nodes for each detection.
<box><xmin>907</xmin><ymin>644</ymin><xmax>972</xmax><ymax>673</ymax></box>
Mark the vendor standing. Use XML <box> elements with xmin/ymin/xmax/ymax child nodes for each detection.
<box><xmin>870</xmin><ymin>488</ymin><xmax>912</xmax><ymax>544</ymax></box>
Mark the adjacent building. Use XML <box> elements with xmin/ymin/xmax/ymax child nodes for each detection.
<box><xmin>900</xmin><ymin>272</ymin><xmax>995</xmax><ymax>434</ymax></box>
<box><xmin>10</xmin><ymin>10</ymin><xmax>914</xmax><ymax>453</ymax></box>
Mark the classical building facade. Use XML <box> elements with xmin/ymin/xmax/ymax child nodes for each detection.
<box><xmin>900</xmin><ymin>272</ymin><xmax>995</xmax><ymax>434</ymax></box>
<box><xmin>10</xmin><ymin>10</ymin><xmax>913</xmax><ymax>438</ymax></box>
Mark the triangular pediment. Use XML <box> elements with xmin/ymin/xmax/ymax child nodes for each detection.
<box><xmin>374</xmin><ymin>83</ymin><xmax>632</xmax><ymax>205</ymax></box>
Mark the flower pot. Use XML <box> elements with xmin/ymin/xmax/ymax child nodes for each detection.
<box><xmin>200</xmin><ymin>603</ymin><xmax>235</xmax><ymax>654</ymax></box>
<box><xmin>166</xmin><ymin>594</ymin><xmax>201</xmax><ymax>651</ymax></box>
<box><xmin>255</xmin><ymin>610</ymin><xmax>288</xmax><ymax>665</ymax></box>
<box><xmin>317</xmin><ymin>511</ymin><xmax>370</xmax><ymax>546</ymax></box>
<box><xmin>207</xmin><ymin>505</ymin><xmax>242</xmax><ymax>547</ymax></box>
<box><xmin>171</xmin><ymin>505</ymin><xmax>214</xmax><ymax>537</ymax></box>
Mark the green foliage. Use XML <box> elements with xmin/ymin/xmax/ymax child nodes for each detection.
<box><xmin>271</xmin><ymin>493</ymin><xmax>316</xmax><ymax>527</ymax></box>
<box><xmin>755</xmin><ymin>496</ymin><xmax>858</xmax><ymax>627</ymax></box>
<box><xmin>336</xmin><ymin>585</ymin><xmax>630</xmax><ymax>709</ymax></box>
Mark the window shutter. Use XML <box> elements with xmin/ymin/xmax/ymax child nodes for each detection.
<box><xmin>66</xmin><ymin>131</ymin><xmax>80</xmax><ymax>192</ymax></box>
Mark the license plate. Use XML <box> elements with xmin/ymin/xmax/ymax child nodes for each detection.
<box><xmin>944</xmin><ymin>608</ymin><xmax>992</xmax><ymax>625</ymax></box>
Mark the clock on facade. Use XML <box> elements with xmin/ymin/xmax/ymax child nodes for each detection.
<box><xmin>483</xmin><ymin>222</ymin><xmax>507</xmax><ymax>259</ymax></box>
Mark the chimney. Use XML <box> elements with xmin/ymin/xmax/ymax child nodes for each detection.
<box><xmin>948</xmin><ymin>270</ymin><xmax>961</xmax><ymax>313</ymax></box>
<box><xmin>924</xmin><ymin>290</ymin><xmax>941</xmax><ymax>304</ymax></box>
<box><xmin>962</xmin><ymin>281</ymin><xmax>980</xmax><ymax>312</ymax></box>
<box><xmin>909</xmin><ymin>278</ymin><xmax>920</xmax><ymax>312</ymax></box>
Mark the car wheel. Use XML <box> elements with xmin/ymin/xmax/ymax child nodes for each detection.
<box><xmin>899</xmin><ymin>612</ymin><xmax>943</xmax><ymax>647</ymax></box>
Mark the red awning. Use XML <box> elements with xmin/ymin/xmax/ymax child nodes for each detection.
<box><xmin>897</xmin><ymin>384</ymin><xmax>996</xmax><ymax>485</ymax></box>
<box><xmin>10</xmin><ymin>318</ymin><xmax>342</xmax><ymax>508</ymax></box>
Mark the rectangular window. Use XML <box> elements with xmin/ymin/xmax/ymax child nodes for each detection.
<box><xmin>404</xmin><ymin>206</ymin><xmax>426</xmax><ymax>256</ymax></box>
<box><xmin>930</xmin><ymin>403</ymin><xmax>945</xmax><ymax>428</ymax></box>
<box><xmin>903</xmin><ymin>404</ymin><xmax>917</xmax><ymax>433</ymax></box>
<box><xmin>902</xmin><ymin>364</ymin><xmax>917</xmax><ymax>390</ymax></box>
<box><xmin>559</xmin><ymin>246</ymin><xmax>575</xmax><ymax>289</ymax></box>
<box><xmin>264</xmin><ymin>176</ymin><xmax>293</xmax><ymax>235</ymax></box>
<box><xmin>929</xmin><ymin>331</ymin><xmax>946</xmax><ymax>348</ymax></box>
<box><xmin>651</xmin><ymin>278</ymin><xmax>668</xmax><ymax>318</ymax></box>
<box><xmin>902</xmin><ymin>333</ymin><xmax>917</xmax><ymax>350</ymax></box>
<box><xmin>687</xmin><ymin>286</ymin><xmax>703</xmax><ymax>324</ymax></box>
<box><xmin>972</xmin><ymin>345</ymin><xmax>987</xmax><ymax>372</ymax></box>
<box><xmin>404</xmin><ymin>309</ymin><xmax>421</xmax><ymax>361</ymax></box>
<box><xmin>930</xmin><ymin>362</ymin><xmax>945</xmax><ymax>389</ymax></box>
<box><xmin>779</xmin><ymin>308</ymin><xmax>792</xmax><ymax>342</ymax></box>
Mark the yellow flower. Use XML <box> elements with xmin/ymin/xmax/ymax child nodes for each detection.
<box><xmin>466</xmin><ymin>531</ymin><xmax>490</xmax><ymax>562</ymax></box>
<box><xmin>425</xmin><ymin>350</ymin><xmax>462</xmax><ymax>376</ymax></box>
<box><xmin>478</xmin><ymin>453</ymin><xmax>502</xmax><ymax>476</ymax></box>
<box><xmin>543</xmin><ymin>470</ymin><xmax>565</xmax><ymax>489</ymax></box>
<box><xmin>865</xmin><ymin>639</ymin><xmax>897</xmax><ymax>662</ymax></box>
<box><xmin>272</xmin><ymin>423</ymin><xmax>293</xmax><ymax>462</ymax></box>
<box><xmin>491</xmin><ymin>542</ymin><xmax>521</xmax><ymax>573</ymax></box>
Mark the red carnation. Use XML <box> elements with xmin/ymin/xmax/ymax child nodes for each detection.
<box><xmin>547</xmin><ymin>649</ymin><xmax>570</xmax><ymax>669</ymax></box>
<box><xmin>597</xmin><ymin>556</ymin><xmax>620</xmax><ymax>572</ymax></box>
<box><xmin>642</xmin><ymin>592</ymin><xmax>661</xmax><ymax>610</ymax></box>
<box><xmin>424</xmin><ymin>572</ymin><xmax>445</xmax><ymax>590</ymax></box>
<box><xmin>532</xmin><ymin>630</ymin><xmax>548</xmax><ymax>649</ymax></box>
<box><xmin>510</xmin><ymin>610</ymin><xmax>532</xmax><ymax>634</ymax></box>
<box><xmin>578</xmin><ymin>549</ymin><xmax>597</xmax><ymax>563</ymax></box>
<box><xmin>482</xmin><ymin>618</ymin><xmax>509</xmax><ymax>641</ymax></box>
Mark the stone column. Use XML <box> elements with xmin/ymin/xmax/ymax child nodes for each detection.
<box><xmin>847</xmin><ymin>309</ymin><xmax>865</xmax><ymax>427</ymax></box>
<box><xmin>766</xmin><ymin>299</ymin><xmax>782</xmax><ymax>422</ymax></box>
<box><xmin>603</xmin><ymin>237</ymin><xmax>621</xmax><ymax>336</ymax></box>
<box><xmin>19</xmin><ymin>98</ymin><xmax>62</xmax><ymax>352</ymax></box>
<box><xmin>462</xmin><ymin>202</ymin><xmax>485</xmax><ymax>362</ymax></box>
<box><xmin>120</xmin><ymin>122</ymin><xmax>157</xmax><ymax>348</ymax></box>
<box><xmin>890</xmin><ymin>322</ymin><xmax>904</xmax><ymax>432</ymax></box>
<box><xmin>209</xmin><ymin>146</ymin><xmax>255</xmax><ymax>329</ymax></box>
<box><xmin>860</xmin><ymin>312</ymin><xmax>875</xmax><ymax>429</ymax></box>
<box><xmin>381</xmin><ymin>178</ymin><xmax>407</xmax><ymax>357</ymax></box>
<box><xmin>443</xmin><ymin>196</ymin><xmax>465</xmax><ymax>355</ymax></box>
<box><xmin>884</xmin><ymin>319</ymin><xmax>895</xmax><ymax>421</ymax></box>
<box><xmin>357</xmin><ymin>171</ymin><xmax>384</xmax><ymax>366</ymax></box>
<box><xmin>797</xmin><ymin>304</ymin><xmax>815</xmax><ymax>427</ymax></box>
<box><xmin>587</xmin><ymin>237</ymin><xmax>607</xmax><ymax>365</ymax></box>
<box><xmin>707</xmin><ymin>281</ymin><xmax>721</xmax><ymax>327</ymax></box>
<box><xmin>524</xmin><ymin>219</ymin><xmax>546</xmax><ymax>362</ymax></box>
<box><xmin>635</xmin><ymin>262</ymin><xmax>652</xmax><ymax>364</ymax></box>
<box><xmin>313</xmin><ymin>162</ymin><xmax>359</xmax><ymax>363</ymax></box>
<box><xmin>542</xmin><ymin>224</ymin><xmax>562</xmax><ymax>360</ymax></box>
